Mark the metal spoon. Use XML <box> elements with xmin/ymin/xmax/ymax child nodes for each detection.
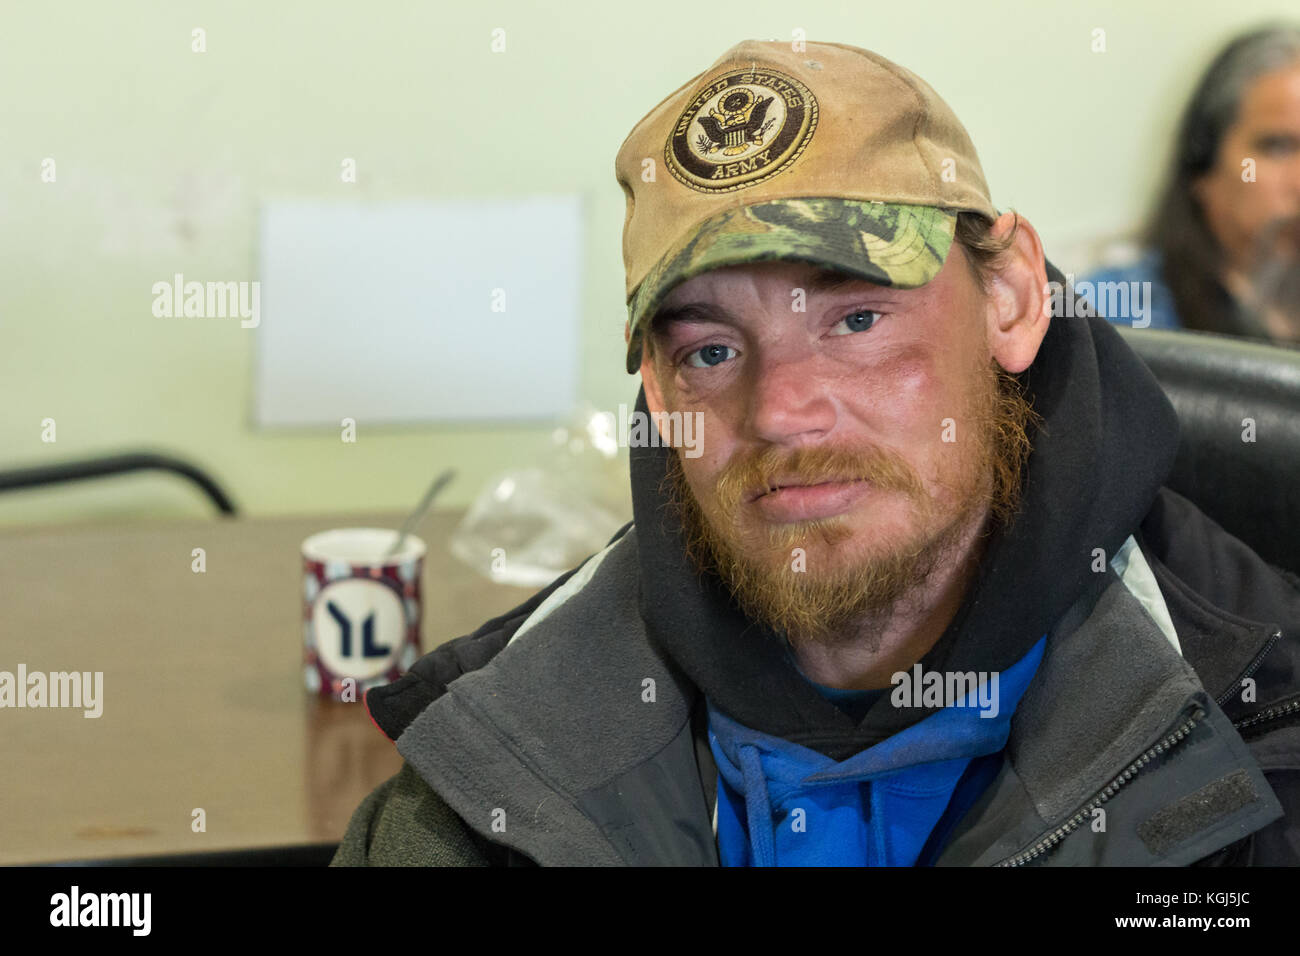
<box><xmin>385</xmin><ymin>468</ymin><xmax>456</xmax><ymax>559</ymax></box>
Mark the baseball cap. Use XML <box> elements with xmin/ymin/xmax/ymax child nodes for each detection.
<box><xmin>616</xmin><ymin>39</ymin><xmax>999</xmax><ymax>374</ymax></box>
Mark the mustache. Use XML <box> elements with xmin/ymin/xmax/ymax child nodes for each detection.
<box><xmin>1258</xmin><ymin>213</ymin><xmax>1300</xmax><ymax>245</ymax></box>
<box><xmin>712</xmin><ymin>442</ymin><xmax>926</xmax><ymax>515</ymax></box>
<box><xmin>1247</xmin><ymin>214</ymin><xmax>1300</xmax><ymax>316</ymax></box>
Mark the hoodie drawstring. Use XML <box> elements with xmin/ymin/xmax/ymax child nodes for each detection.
<box><xmin>738</xmin><ymin>744</ymin><xmax>776</xmax><ymax>866</ymax></box>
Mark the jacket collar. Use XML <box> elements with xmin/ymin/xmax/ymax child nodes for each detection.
<box><xmin>394</xmin><ymin>528</ymin><xmax>713</xmax><ymax>866</ymax></box>
<box><xmin>933</xmin><ymin>566</ymin><xmax>1284</xmax><ymax>865</ymax></box>
<box><xmin>1135</xmin><ymin>486</ymin><xmax>1299</xmax><ymax>721</ymax></box>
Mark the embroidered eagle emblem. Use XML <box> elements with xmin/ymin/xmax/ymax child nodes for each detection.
<box><xmin>695</xmin><ymin>89</ymin><xmax>777</xmax><ymax>156</ymax></box>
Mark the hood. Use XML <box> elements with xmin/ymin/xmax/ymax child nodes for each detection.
<box><xmin>630</xmin><ymin>260</ymin><xmax>1182</xmax><ymax>761</ymax></box>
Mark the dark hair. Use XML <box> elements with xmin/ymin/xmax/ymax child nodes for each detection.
<box><xmin>1145</xmin><ymin>24</ymin><xmax>1300</xmax><ymax>335</ymax></box>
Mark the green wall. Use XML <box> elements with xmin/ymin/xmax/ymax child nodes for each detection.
<box><xmin>2</xmin><ymin>0</ymin><xmax>1293</xmax><ymax>524</ymax></box>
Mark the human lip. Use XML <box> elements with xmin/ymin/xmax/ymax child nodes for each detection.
<box><xmin>744</xmin><ymin>475</ymin><xmax>863</xmax><ymax>503</ymax></box>
<box><xmin>748</xmin><ymin>478</ymin><xmax>873</xmax><ymax>522</ymax></box>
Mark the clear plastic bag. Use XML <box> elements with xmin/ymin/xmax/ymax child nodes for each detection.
<box><xmin>449</xmin><ymin>403</ymin><xmax>632</xmax><ymax>587</ymax></box>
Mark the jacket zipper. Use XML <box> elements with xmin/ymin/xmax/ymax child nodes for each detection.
<box><xmin>992</xmin><ymin>628</ymin><xmax>1293</xmax><ymax>866</ymax></box>
<box><xmin>1214</xmin><ymin>627</ymin><xmax>1300</xmax><ymax>732</ymax></box>
<box><xmin>1233</xmin><ymin>694</ymin><xmax>1300</xmax><ymax>732</ymax></box>
<box><xmin>1215</xmin><ymin>627</ymin><xmax>1282</xmax><ymax>709</ymax></box>
<box><xmin>993</xmin><ymin>704</ymin><xmax>1205</xmax><ymax>867</ymax></box>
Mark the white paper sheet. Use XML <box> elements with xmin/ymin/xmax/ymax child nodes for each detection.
<box><xmin>255</xmin><ymin>196</ymin><xmax>582</xmax><ymax>426</ymax></box>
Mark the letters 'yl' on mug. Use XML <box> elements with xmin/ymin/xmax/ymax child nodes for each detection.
<box><xmin>300</xmin><ymin>529</ymin><xmax>425</xmax><ymax>700</ymax></box>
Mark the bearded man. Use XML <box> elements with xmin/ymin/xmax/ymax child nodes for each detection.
<box><xmin>334</xmin><ymin>39</ymin><xmax>1300</xmax><ymax>867</ymax></box>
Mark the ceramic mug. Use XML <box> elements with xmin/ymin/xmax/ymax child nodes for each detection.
<box><xmin>300</xmin><ymin>528</ymin><xmax>425</xmax><ymax>700</ymax></box>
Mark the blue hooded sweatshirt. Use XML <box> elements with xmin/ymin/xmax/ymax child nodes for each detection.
<box><xmin>707</xmin><ymin>635</ymin><xmax>1047</xmax><ymax>866</ymax></box>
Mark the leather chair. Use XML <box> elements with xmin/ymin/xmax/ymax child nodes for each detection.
<box><xmin>1116</xmin><ymin>326</ymin><xmax>1300</xmax><ymax>576</ymax></box>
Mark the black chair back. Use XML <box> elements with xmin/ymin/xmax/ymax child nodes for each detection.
<box><xmin>1117</xmin><ymin>327</ymin><xmax>1300</xmax><ymax>576</ymax></box>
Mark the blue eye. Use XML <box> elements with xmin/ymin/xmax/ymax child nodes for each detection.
<box><xmin>686</xmin><ymin>344</ymin><xmax>735</xmax><ymax>368</ymax></box>
<box><xmin>831</xmin><ymin>309</ymin><xmax>880</xmax><ymax>335</ymax></box>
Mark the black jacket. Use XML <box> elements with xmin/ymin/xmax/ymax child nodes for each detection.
<box><xmin>333</xmin><ymin>280</ymin><xmax>1300</xmax><ymax>867</ymax></box>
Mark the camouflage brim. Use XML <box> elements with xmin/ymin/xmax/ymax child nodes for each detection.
<box><xmin>625</xmin><ymin>198</ymin><xmax>958</xmax><ymax>374</ymax></box>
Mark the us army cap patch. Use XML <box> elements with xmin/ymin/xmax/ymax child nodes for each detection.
<box><xmin>616</xmin><ymin>39</ymin><xmax>999</xmax><ymax>374</ymax></box>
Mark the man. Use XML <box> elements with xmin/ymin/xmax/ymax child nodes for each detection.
<box><xmin>1085</xmin><ymin>24</ymin><xmax>1300</xmax><ymax>343</ymax></box>
<box><xmin>333</xmin><ymin>39</ymin><xmax>1300</xmax><ymax>866</ymax></box>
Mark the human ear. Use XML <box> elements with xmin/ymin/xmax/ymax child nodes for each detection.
<box><xmin>984</xmin><ymin>213</ymin><xmax>1050</xmax><ymax>374</ymax></box>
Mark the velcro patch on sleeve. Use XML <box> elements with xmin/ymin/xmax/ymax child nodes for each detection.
<box><xmin>1136</xmin><ymin>770</ymin><xmax>1259</xmax><ymax>857</ymax></box>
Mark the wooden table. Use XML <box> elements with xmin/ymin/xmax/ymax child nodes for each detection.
<box><xmin>0</xmin><ymin>511</ymin><xmax>540</xmax><ymax>864</ymax></box>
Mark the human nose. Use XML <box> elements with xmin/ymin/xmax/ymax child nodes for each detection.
<box><xmin>742</xmin><ymin>350</ymin><xmax>838</xmax><ymax>445</ymax></box>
